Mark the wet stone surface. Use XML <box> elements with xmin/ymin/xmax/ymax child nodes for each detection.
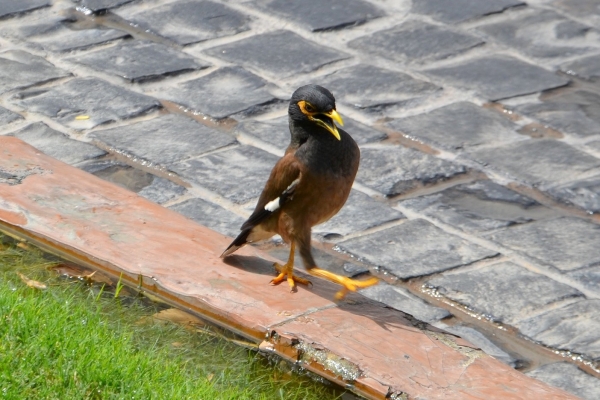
<box><xmin>90</xmin><ymin>114</ymin><xmax>235</xmax><ymax>166</ymax></box>
<box><xmin>427</xmin><ymin>261</ymin><xmax>583</xmax><ymax>324</ymax></box>
<box><xmin>66</xmin><ymin>40</ymin><xmax>207</xmax><ymax>82</ymax></box>
<box><xmin>158</xmin><ymin>66</ymin><xmax>279</xmax><ymax>119</ymax></box>
<box><xmin>549</xmin><ymin>0</ymin><xmax>600</xmax><ymax>28</ymax></box>
<box><xmin>411</xmin><ymin>0</ymin><xmax>524</xmax><ymax>24</ymax></box>
<box><xmin>547</xmin><ymin>176</ymin><xmax>600</xmax><ymax>213</ymax></box>
<box><xmin>317</xmin><ymin>64</ymin><xmax>441</xmax><ymax>110</ymax></box>
<box><xmin>387</xmin><ymin>102</ymin><xmax>523</xmax><ymax>151</ymax></box>
<box><xmin>169</xmin><ymin>198</ymin><xmax>245</xmax><ymax>238</ymax></box>
<box><xmin>7</xmin><ymin>122</ymin><xmax>105</xmax><ymax>165</ymax></box>
<box><xmin>76</xmin><ymin>0</ymin><xmax>134</xmax><ymax>11</ymax></box>
<box><xmin>0</xmin><ymin>0</ymin><xmax>50</xmax><ymax>19</ymax></box>
<box><xmin>0</xmin><ymin>106</ymin><xmax>22</xmax><ymax>125</ymax></box>
<box><xmin>204</xmin><ymin>30</ymin><xmax>349</xmax><ymax>79</ymax></box>
<box><xmin>517</xmin><ymin>299</ymin><xmax>600</xmax><ymax>360</ymax></box>
<box><xmin>486</xmin><ymin>217</ymin><xmax>600</xmax><ymax>272</ymax></box>
<box><xmin>12</xmin><ymin>77</ymin><xmax>161</xmax><ymax>130</ymax></box>
<box><xmin>338</xmin><ymin>219</ymin><xmax>498</xmax><ymax>279</ymax></box>
<box><xmin>425</xmin><ymin>55</ymin><xmax>570</xmax><ymax>101</ymax></box>
<box><xmin>527</xmin><ymin>362</ymin><xmax>600</xmax><ymax>400</ymax></box>
<box><xmin>171</xmin><ymin>145</ymin><xmax>279</xmax><ymax>204</ymax></box>
<box><xmin>0</xmin><ymin>50</ymin><xmax>69</xmax><ymax>94</ymax></box>
<box><xmin>357</xmin><ymin>146</ymin><xmax>467</xmax><ymax>196</ymax></box>
<box><xmin>252</xmin><ymin>0</ymin><xmax>384</xmax><ymax>32</ymax></box>
<box><xmin>348</xmin><ymin>20</ymin><xmax>483</xmax><ymax>64</ymax></box>
<box><xmin>561</xmin><ymin>54</ymin><xmax>600</xmax><ymax>79</ymax></box>
<box><xmin>117</xmin><ymin>0</ymin><xmax>251</xmax><ymax>45</ymax></box>
<box><xmin>464</xmin><ymin>139</ymin><xmax>600</xmax><ymax>188</ymax></box>
<box><xmin>398</xmin><ymin>180</ymin><xmax>552</xmax><ymax>233</ymax></box>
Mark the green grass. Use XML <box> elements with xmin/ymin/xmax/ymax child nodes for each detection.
<box><xmin>0</xmin><ymin>237</ymin><xmax>343</xmax><ymax>399</ymax></box>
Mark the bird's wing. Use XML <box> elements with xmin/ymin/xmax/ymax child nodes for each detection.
<box><xmin>241</xmin><ymin>153</ymin><xmax>302</xmax><ymax>231</ymax></box>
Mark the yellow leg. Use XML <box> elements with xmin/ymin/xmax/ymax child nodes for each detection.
<box><xmin>308</xmin><ymin>268</ymin><xmax>379</xmax><ymax>300</ymax></box>
<box><xmin>270</xmin><ymin>242</ymin><xmax>312</xmax><ymax>292</ymax></box>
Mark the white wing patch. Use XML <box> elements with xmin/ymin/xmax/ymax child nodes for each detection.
<box><xmin>264</xmin><ymin>197</ymin><xmax>280</xmax><ymax>212</ymax></box>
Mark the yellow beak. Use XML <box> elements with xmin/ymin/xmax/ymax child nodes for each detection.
<box><xmin>317</xmin><ymin>109</ymin><xmax>344</xmax><ymax>141</ymax></box>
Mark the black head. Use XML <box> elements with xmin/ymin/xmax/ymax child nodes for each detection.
<box><xmin>288</xmin><ymin>85</ymin><xmax>343</xmax><ymax>140</ymax></box>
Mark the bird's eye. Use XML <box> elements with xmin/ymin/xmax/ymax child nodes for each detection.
<box><xmin>304</xmin><ymin>102</ymin><xmax>315</xmax><ymax>113</ymax></box>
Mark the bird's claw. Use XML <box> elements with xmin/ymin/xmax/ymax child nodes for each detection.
<box><xmin>271</xmin><ymin>262</ymin><xmax>312</xmax><ymax>292</ymax></box>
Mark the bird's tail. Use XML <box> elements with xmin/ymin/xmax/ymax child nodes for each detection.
<box><xmin>220</xmin><ymin>228</ymin><xmax>252</xmax><ymax>258</ymax></box>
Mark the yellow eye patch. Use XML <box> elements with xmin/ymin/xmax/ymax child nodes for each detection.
<box><xmin>298</xmin><ymin>100</ymin><xmax>316</xmax><ymax>115</ymax></box>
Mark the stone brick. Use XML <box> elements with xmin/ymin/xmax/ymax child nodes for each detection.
<box><xmin>568</xmin><ymin>265</ymin><xmax>600</xmax><ymax>298</ymax></box>
<box><xmin>76</xmin><ymin>0</ymin><xmax>134</xmax><ymax>12</ymax></box>
<box><xmin>204</xmin><ymin>30</ymin><xmax>349</xmax><ymax>79</ymax></box>
<box><xmin>337</xmin><ymin>219</ymin><xmax>498</xmax><ymax>278</ymax></box>
<box><xmin>561</xmin><ymin>54</ymin><xmax>600</xmax><ymax>80</ymax></box>
<box><xmin>465</xmin><ymin>139</ymin><xmax>600</xmax><ymax>188</ymax></box>
<box><xmin>318</xmin><ymin>64</ymin><xmax>440</xmax><ymax>110</ymax></box>
<box><xmin>0</xmin><ymin>50</ymin><xmax>69</xmax><ymax>94</ymax></box>
<box><xmin>527</xmin><ymin>363</ymin><xmax>600</xmax><ymax>400</ymax></box>
<box><xmin>314</xmin><ymin>190</ymin><xmax>405</xmax><ymax>238</ymax></box>
<box><xmin>427</xmin><ymin>261</ymin><xmax>582</xmax><ymax>324</ymax></box>
<box><xmin>169</xmin><ymin>198</ymin><xmax>246</xmax><ymax>238</ymax></box>
<box><xmin>158</xmin><ymin>67</ymin><xmax>279</xmax><ymax>119</ymax></box>
<box><xmin>117</xmin><ymin>0</ymin><xmax>251</xmax><ymax>45</ymax></box>
<box><xmin>8</xmin><ymin>122</ymin><xmax>105</xmax><ymax>165</ymax></box>
<box><xmin>387</xmin><ymin>102</ymin><xmax>523</xmax><ymax>150</ymax></box>
<box><xmin>478</xmin><ymin>9</ymin><xmax>600</xmax><ymax>59</ymax></box>
<box><xmin>411</xmin><ymin>0</ymin><xmax>524</xmax><ymax>23</ymax></box>
<box><xmin>13</xmin><ymin>77</ymin><xmax>160</xmax><ymax>129</ymax></box>
<box><xmin>398</xmin><ymin>180</ymin><xmax>553</xmax><ymax>233</ymax></box>
<box><xmin>357</xmin><ymin>146</ymin><xmax>466</xmax><ymax>196</ymax></box>
<box><xmin>361</xmin><ymin>283</ymin><xmax>450</xmax><ymax>323</ymax></box>
<box><xmin>66</xmin><ymin>40</ymin><xmax>207</xmax><ymax>82</ymax></box>
<box><xmin>171</xmin><ymin>145</ymin><xmax>280</xmax><ymax>204</ymax></box>
<box><xmin>0</xmin><ymin>0</ymin><xmax>49</xmax><ymax>19</ymax></box>
<box><xmin>547</xmin><ymin>177</ymin><xmax>600</xmax><ymax>213</ymax></box>
<box><xmin>0</xmin><ymin>106</ymin><xmax>22</xmax><ymax>125</ymax></box>
<box><xmin>518</xmin><ymin>300</ymin><xmax>600</xmax><ymax>360</ymax></box>
<box><xmin>549</xmin><ymin>0</ymin><xmax>600</xmax><ymax>27</ymax></box>
<box><xmin>253</xmin><ymin>0</ymin><xmax>384</xmax><ymax>31</ymax></box>
<box><xmin>348</xmin><ymin>21</ymin><xmax>483</xmax><ymax>64</ymax></box>
<box><xmin>90</xmin><ymin>114</ymin><xmax>235</xmax><ymax>166</ymax></box>
<box><xmin>425</xmin><ymin>55</ymin><xmax>569</xmax><ymax>101</ymax></box>
<box><xmin>485</xmin><ymin>217</ymin><xmax>600</xmax><ymax>271</ymax></box>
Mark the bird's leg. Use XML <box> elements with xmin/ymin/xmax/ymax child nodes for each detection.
<box><xmin>308</xmin><ymin>268</ymin><xmax>379</xmax><ymax>300</ymax></box>
<box><xmin>270</xmin><ymin>242</ymin><xmax>312</xmax><ymax>292</ymax></box>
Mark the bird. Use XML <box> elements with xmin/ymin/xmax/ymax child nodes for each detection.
<box><xmin>221</xmin><ymin>84</ymin><xmax>378</xmax><ymax>299</ymax></box>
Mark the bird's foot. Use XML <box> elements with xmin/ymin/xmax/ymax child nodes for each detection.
<box><xmin>270</xmin><ymin>262</ymin><xmax>312</xmax><ymax>292</ymax></box>
<box><xmin>308</xmin><ymin>268</ymin><xmax>379</xmax><ymax>300</ymax></box>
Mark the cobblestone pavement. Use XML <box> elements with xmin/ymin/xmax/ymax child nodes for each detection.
<box><xmin>1</xmin><ymin>0</ymin><xmax>599</xmax><ymax>398</ymax></box>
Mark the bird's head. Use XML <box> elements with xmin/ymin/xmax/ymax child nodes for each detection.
<box><xmin>289</xmin><ymin>85</ymin><xmax>344</xmax><ymax>141</ymax></box>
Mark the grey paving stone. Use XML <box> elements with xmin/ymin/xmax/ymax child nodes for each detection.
<box><xmin>159</xmin><ymin>67</ymin><xmax>279</xmax><ymax>119</ymax></box>
<box><xmin>518</xmin><ymin>300</ymin><xmax>600</xmax><ymax>360</ymax></box>
<box><xmin>117</xmin><ymin>0</ymin><xmax>251</xmax><ymax>45</ymax></box>
<box><xmin>0</xmin><ymin>106</ymin><xmax>22</xmax><ymax>125</ymax></box>
<box><xmin>0</xmin><ymin>0</ymin><xmax>49</xmax><ymax>19</ymax></box>
<box><xmin>314</xmin><ymin>190</ymin><xmax>405</xmax><ymax>238</ymax></box>
<box><xmin>361</xmin><ymin>283</ymin><xmax>450</xmax><ymax>323</ymax></box>
<box><xmin>66</xmin><ymin>40</ymin><xmax>207</xmax><ymax>82</ymax></box>
<box><xmin>549</xmin><ymin>0</ymin><xmax>600</xmax><ymax>27</ymax></box>
<box><xmin>387</xmin><ymin>102</ymin><xmax>523</xmax><ymax>151</ymax></box>
<box><xmin>465</xmin><ymin>139</ymin><xmax>600</xmax><ymax>188</ymax></box>
<box><xmin>317</xmin><ymin>64</ymin><xmax>440</xmax><ymax>110</ymax></box>
<box><xmin>171</xmin><ymin>145</ymin><xmax>280</xmax><ymax>204</ymax></box>
<box><xmin>337</xmin><ymin>219</ymin><xmax>498</xmax><ymax>279</ymax></box>
<box><xmin>90</xmin><ymin>114</ymin><xmax>235</xmax><ymax>166</ymax></box>
<box><xmin>0</xmin><ymin>50</ymin><xmax>69</xmax><ymax>94</ymax></box>
<box><xmin>547</xmin><ymin>177</ymin><xmax>600</xmax><ymax>213</ymax></box>
<box><xmin>169</xmin><ymin>198</ymin><xmax>246</xmax><ymax>238</ymax></box>
<box><xmin>411</xmin><ymin>0</ymin><xmax>524</xmax><ymax>23</ymax></box>
<box><xmin>204</xmin><ymin>30</ymin><xmax>348</xmax><ymax>79</ymax></box>
<box><xmin>568</xmin><ymin>265</ymin><xmax>600</xmax><ymax>298</ymax></box>
<box><xmin>398</xmin><ymin>180</ymin><xmax>553</xmax><ymax>234</ymax></box>
<box><xmin>357</xmin><ymin>146</ymin><xmax>467</xmax><ymax>196</ymax></box>
<box><xmin>13</xmin><ymin>77</ymin><xmax>161</xmax><ymax>129</ymax></box>
<box><xmin>425</xmin><ymin>55</ymin><xmax>569</xmax><ymax>101</ymax></box>
<box><xmin>427</xmin><ymin>261</ymin><xmax>582</xmax><ymax>324</ymax></box>
<box><xmin>561</xmin><ymin>54</ymin><xmax>600</xmax><ymax>80</ymax></box>
<box><xmin>253</xmin><ymin>0</ymin><xmax>384</xmax><ymax>32</ymax></box>
<box><xmin>485</xmin><ymin>217</ymin><xmax>600</xmax><ymax>271</ymax></box>
<box><xmin>515</xmin><ymin>89</ymin><xmax>600</xmax><ymax>138</ymax></box>
<box><xmin>527</xmin><ymin>362</ymin><xmax>600</xmax><ymax>400</ymax></box>
<box><xmin>437</xmin><ymin>324</ymin><xmax>518</xmax><ymax>367</ymax></box>
<box><xmin>8</xmin><ymin>122</ymin><xmax>105</xmax><ymax>165</ymax></box>
<box><xmin>75</xmin><ymin>0</ymin><xmax>134</xmax><ymax>11</ymax></box>
<box><xmin>348</xmin><ymin>20</ymin><xmax>483</xmax><ymax>64</ymax></box>
<box><xmin>478</xmin><ymin>10</ymin><xmax>600</xmax><ymax>59</ymax></box>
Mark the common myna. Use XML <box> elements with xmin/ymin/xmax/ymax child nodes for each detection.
<box><xmin>221</xmin><ymin>85</ymin><xmax>378</xmax><ymax>299</ymax></box>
